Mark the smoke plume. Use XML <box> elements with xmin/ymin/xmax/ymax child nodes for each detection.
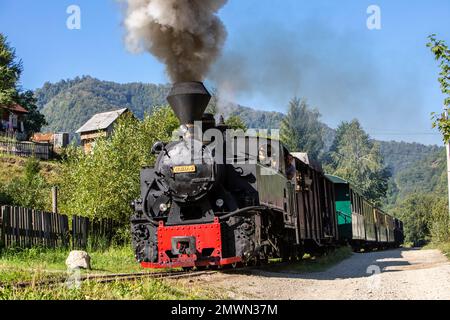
<box><xmin>123</xmin><ymin>0</ymin><xmax>228</xmax><ymax>82</ymax></box>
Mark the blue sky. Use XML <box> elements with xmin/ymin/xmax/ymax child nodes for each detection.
<box><xmin>0</xmin><ymin>0</ymin><xmax>449</xmax><ymax>145</ymax></box>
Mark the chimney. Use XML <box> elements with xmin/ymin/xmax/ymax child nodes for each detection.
<box><xmin>167</xmin><ymin>82</ymin><xmax>211</xmax><ymax>126</ymax></box>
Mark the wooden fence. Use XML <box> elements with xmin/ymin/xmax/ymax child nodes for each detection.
<box><xmin>0</xmin><ymin>140</ymin><xmax>53</xmax><ymax>160</ymax></box>
<box><xmin>72</xmin><ymin>217</ymin><xmax>117</xmax><ymax>249</ymax></box>
<box><xmin>0</xmin><ymin>205</ymin><xmax>118</xmax><ymax>250</ymax></box>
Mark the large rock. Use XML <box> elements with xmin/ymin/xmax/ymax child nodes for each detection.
<box><xmin>66</xmin><ymin>250</ymin><xmax>91</xmax><ymax>270</ymax></box>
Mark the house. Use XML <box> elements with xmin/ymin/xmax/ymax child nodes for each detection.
<box><xmin>0</xmin><ymin>103</ymin><xmax>29</xmax><ymax>138</ymax></box>
<box><xmin>32</xmin><ymin>132</ymin><xmax>70</xmax><ymax>148</ymax></box>
<box><xmin>32</xmin><ymin>132</ymin><xmax>54</xmax><ymax>144</ymax></box>
<box><xmin>76</xmin><ymin>108</ymin><xmax>130</xmax><ymax>154</ymax></box>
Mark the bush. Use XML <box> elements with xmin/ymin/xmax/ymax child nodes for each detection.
<box><xmin>58</xmin><ymin>107</ymin><xmax>179</xmax><ymax>225</ymax></box>
<box><xmin>430</xmin><ymin>197</ymin><xmax>450</xmax><ymax>243</ymax></box>
<box><xmin>393</xmin><ymin>193</ymin><xmax>450</xmax><ymax>245</ymax></box>
<box><xmin>392</xmin><ymin>193</ymin><xmax>434</xmax><ymax>245</ymax></box>
<box><xmin>1</xmin><ymin>157</ymin><xmax>51</xmax><ymax>210</ymax></box>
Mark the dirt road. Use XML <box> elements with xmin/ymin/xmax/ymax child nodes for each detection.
<box><xmin>179</xmin><ymin>248</ymin><xmax>450</xmax><ymax>300</ymax></box>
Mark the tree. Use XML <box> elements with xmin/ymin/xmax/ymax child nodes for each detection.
<box><xmin>326</xmin><ymin>119</ymin><xmax>390</xmax><ymax>205</ymax></box>
<box><xmin>392</xmin><ymin>194</ymin><xmax>435</xmax><ymax>245</ymax></box>
<box><xmin>58</xmin><ymin>107</ymin><xmax>179</xmax><ymax>225</ymax></box>
<box><xmin>0</xmin><ymin>33</ymin><xmax>22</xmax><ymax>105</ymax></box>
<box><xmin>428</xmin><ymin>35</ymin><xmax>450</xmax><ymax>143</ymax></box>
<box><xmin>431</xmin><ymin>196</ymin><xmax>450</xmax><ymax>243</ymax></box>
<box><xmin>225</xmin><ymin>115</ymin><xmax>247</xmax><ymax>131</ymax></box>
<box><xmin>280</xmin><ymin>97</ymin><xmax>324</xmax><ymax>160</ymax></box>
<box><xmin>0</xmin><ymin>33</ymin><xmax>46</xmax><ymax>135</ymax></box>
<box><xmin>16</xmin><ymin>90</ymin><xmax>47</xmax><ymax>136</ymax></box>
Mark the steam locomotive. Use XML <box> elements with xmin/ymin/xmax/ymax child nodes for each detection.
<box><xmin>130</xmin><ymin>82</ymin><xmax>404</xmax><ymax>269</ymax></box>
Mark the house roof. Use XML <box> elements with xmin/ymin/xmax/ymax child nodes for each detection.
<box><xmin>291</xmin><ymin>152</ymin><xmax>323</xmax><ymax>172</ymax></box>
<box><xmin>1</xmin><ymin>103</ymin><xmax>29</xmax><ymax>114</ymax></box>
<box><xmin>76</xmin><ymin>108</ymin><xmax>128</xmax><ymax>134</ymax></box>
<box><xmin>32</xmin><ymin>133</ymin><xmax>54</xmax><ymax>143</ymax></box>
<box><xmin>325</xmin><ymin>175</ymin><xmax>349</xmax><ymax>185</ymax></box>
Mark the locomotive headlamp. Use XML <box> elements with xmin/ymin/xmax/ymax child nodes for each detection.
<box><xmin>216</xmin><ymin>199</ymin><xmax>224</xmax><ymax>208</ymax></box>
<box><xmin>159</xmin><ymin>203</ymin><xmax>169</xmax><ymax>212</ymax></box>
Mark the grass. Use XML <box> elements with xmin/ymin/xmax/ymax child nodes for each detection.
<box><xmin>0</xmin><ymin>154</ymin><xmax>62</xmax><ymax>184</ymax></box>
<box><xmin>0</xmin><ymin>278</ymin><xmax>220</xmax><ymax>300</ymax></box>
<box><xmin>268</xmin><ymin>247</ymin><xmax>353</xmax><ymax>273</ymax></box>
<box><xmin>0</xmin><ymin>245</ymin><xmax>222</xmax><ymax>300</ymax></box>
<box><xmin>0</xmin><ymin>246</ymin><xmax>157</xmax><ymax>285</ymax></box>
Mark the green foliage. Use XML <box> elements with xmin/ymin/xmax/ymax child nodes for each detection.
<box><xmin>380</xmin><ymin>141</ymin><xmax>442</xmax><ymax>176</ymax></box>
<box><xmin>395</xmin><ymin>149</ymin><xmax>447</xmax><ymax>198</ymax></box>
<box><xmin>15</xmin><ymin>90</ymin><xmax>47</xmax><ymax>136</ymax></box>
<box><xmin>0</xmin><ymin>181</ymin><xmax>11</xmax><ymax>205</ymax></box>
<box><xmin>280</xmin><ymin>98</ymin><xmax>324</xmax><ymax>160</ymax></box>
<box><xmin>225</xmin><ymin>115</ymin><xmax>247</xmax><ymax>131</ymax></box>
<box><xmin>0</xmin><ymin>33</ymin><xmax>22</xmax><ymax>105</ymax></box>
<box><xmin>380</xmin><ymin>143</ymin><xmax>446</xmax><ymax>209</ymax></box>
<box><xmin>392</xmin><ymin>193</ymin><xmax>446</xmax><ymax>245</ymax></box>
<box><xmin>2</xmin><ymin>157</ymin><xmax>51</xmax><ymax>210</ymax></box>
<box><xmin>325</xmin><ymin>119</ymin><xmax>390</xmax><ymax>205</ymax></box>
<box><xmin>427</xmin><ymin>34</ymin><xmax>450</xmax><ymax>143</ymax></box>
<box><xmin>58</xmin><ymin>107</ymin><xmax>179</xmax><ymax>224</ymax></box>
<box><xmin>430</xmin><ymin>197</ymin><xmax>450</xmax><ymax>243</ymax></box>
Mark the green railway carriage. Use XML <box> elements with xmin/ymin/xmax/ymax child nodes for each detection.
<box><xmin>326</xmin><ymin>175</ymin><xmax>401</xmax><ymax>250</ymax></box>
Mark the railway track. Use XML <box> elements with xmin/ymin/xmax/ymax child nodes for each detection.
<box><xmin>1</xmin><ymin>259</ymin><xmax>299</xmax><ymax>290</ymax></box>
<box><xmin>1</xmin><ymin>270</ymin><xmax>218</xmax><ymax>289</ymax></box>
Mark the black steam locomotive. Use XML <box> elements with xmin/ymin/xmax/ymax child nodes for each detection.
<box><xmin>131</xmin><ymin>82</ymin><xmax>404</xmax><ymax>269</ymax></box>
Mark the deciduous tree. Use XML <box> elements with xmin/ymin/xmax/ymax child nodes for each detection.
<box><xmin>326</xmin><ymin>119</ymin><xmax>390</xmax><ymax>205</ymax></box>
<box><xmin>428</xmin><ymin>34</ymin><xmax>450</xmax><ymax>143</ymax></box>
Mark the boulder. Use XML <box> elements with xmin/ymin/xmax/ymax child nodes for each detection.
<box><xmin>66</xmin><ymin>250</ymin><xmax>91</xmax><ymax>270</ymax></box>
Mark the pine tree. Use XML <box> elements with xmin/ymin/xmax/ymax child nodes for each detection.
<box><xmin>0</xmin><ymin>33</ymin><xmax>46</xmax><ymax>135</ymax></box>
<box><xmin>0</xmin><ymin>33</ymin><xmax>22</xmax><ymax>105</ymax></box>
<box><xmin>280</xmin><ymin>97</ymin><xmax>324</xmax><ymax>160</ymax></box>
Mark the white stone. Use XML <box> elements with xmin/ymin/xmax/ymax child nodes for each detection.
<box><xmin>66</xmin><ymin>250</ymin><xmax>91</xmax><ymax>270</ymax></box>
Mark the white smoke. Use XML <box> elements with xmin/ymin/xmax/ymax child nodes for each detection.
<box><xmin>123</xmin><ymin>0</ymin><xmax>228</xmax><ymax>82</ymax></box>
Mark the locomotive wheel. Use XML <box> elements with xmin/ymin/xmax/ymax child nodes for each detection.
<box><xmin>182</xmin><ymin>267</ymin><xmax>194</xmax><ymax>272</ymax></box>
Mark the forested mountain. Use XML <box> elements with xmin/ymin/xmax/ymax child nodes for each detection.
<box><xmin>34</xmin><ymin>76</ymin><xmax>446</xmax><ymax>209</ymax></box>
<box><xmin>35</xmin><ymin>76</ymin><xmax>170</xmax><ymax>133</ymax></box>
<box><xmin>380</xmin><ymin>141</ymin><xmax>442</xmax><ymax>176</ymax></box>
<box><xmin>36</xmin><ymin>76</ymin><xmax>336</xmax><ymax>146</ymax></box>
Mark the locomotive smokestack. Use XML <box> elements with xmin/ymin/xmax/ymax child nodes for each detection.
<box><xmin>167</xmin><ymin>82</ymin><xmax>211</xmax><ymax>125</ymax></box>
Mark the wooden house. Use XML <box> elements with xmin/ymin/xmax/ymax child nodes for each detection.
<box><xmin>0</xmin><ymin>103</ymin><xmax>29</xmax><ymax>139</ymax></box>
<box><xmin>76</xmin><ymin>108</ymin><xmax>129</xmax><ymax>154</ymax></box>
